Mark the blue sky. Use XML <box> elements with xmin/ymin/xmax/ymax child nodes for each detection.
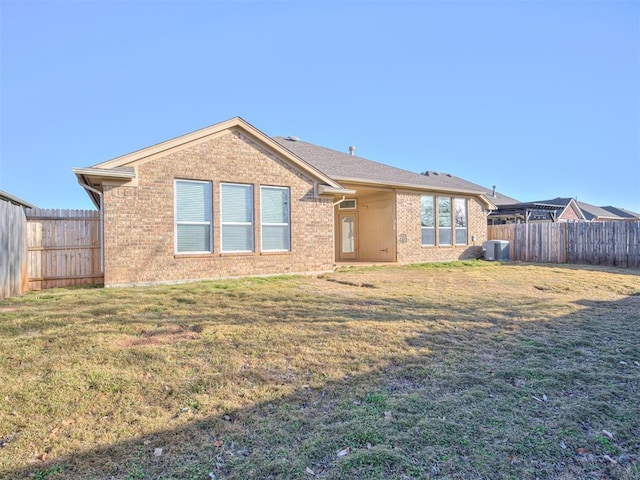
<box><xmin>1</xmin><ymin>0</ymin><xmax>639</xmax><ymax>212</ymax></box>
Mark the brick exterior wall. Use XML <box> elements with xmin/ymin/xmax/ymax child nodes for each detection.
<box><xmin>395</xmin><ymin>191</ymin><xmax>487</xmax><ymax>263</ymax></box>
<box><xmin>102</xmin><ymin>130</ymin><xmax>334</xmax><ymax>286</ymax></box>
<box><xmin>559</xmin><ymin>204</ymin><xmax>582</xmax><ymax>222</ymax></box>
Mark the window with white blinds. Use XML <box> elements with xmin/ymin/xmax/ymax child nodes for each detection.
<box><xmin>261</xmin><ymin>186</ymin><xmax>290</xmax><ymax>251</ymax></box>
<box><xmin>174</xmin><ymin>180</ymin><xmax>212</xmax><ymax>253</ymax></box>
<box><xmin>221</xmin><ymin>183</ymin><xmax>254</xmax><ymax>252</ymax></box>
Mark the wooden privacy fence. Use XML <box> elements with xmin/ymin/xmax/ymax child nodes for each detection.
<box><xmin>488</xmin><ymin>221</ymin><xmax>640</xmax><ymax>268</ymax></box>
<box><xmin>26</xmin><ymin>209</ymin><xmax>103</xmax><ymax>290</ymax></box>
<box><xmin>0</xmin><ymin>200</ymin><xmax>28</xmax><ymax>300</ymax></box>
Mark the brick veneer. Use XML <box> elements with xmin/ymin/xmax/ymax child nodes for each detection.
<box><xmin>559</xmin><ymin>205</ymin><xmax>582</xmax><ymax>222</ymax></box>
<box><xmin>102</xmin><ymin>130</ymin><xmax>334</xmax><ymax>286</ymax></box>
<box><xmin>395</xmin><ymin>191</ymin><xmax>487</xmax><ymax>263</ymax></box>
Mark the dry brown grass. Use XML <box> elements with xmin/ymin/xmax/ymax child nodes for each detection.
<box><xmin>0</xmin><ymin>261</ymin><xmax>639</xmax><ymax>479</ymax></box>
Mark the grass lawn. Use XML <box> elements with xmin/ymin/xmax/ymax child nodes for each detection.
<box><xmin>1</xmin><ymin>261</ymin><xmax>639</xmax><ymax>480</ymax></box>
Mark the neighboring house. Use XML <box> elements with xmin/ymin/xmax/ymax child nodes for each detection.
<box><xmin>576</xmin><ymin>201</ymin><xmax>628</xmax><ymax>222</ymax></box>
<box><xmin>599</xmin><ymin>206</ymin><xmax>640</xmax><ymax>221</ymax></box>
<box><xmin>73</xmin><ymin>117</ymin><xmax>495</xmax><ymax>287</ymax></box>
<box><xmin>488</xmin><ymin>197</ymin><xmax>586</xmax><ymax>224</ymax></box>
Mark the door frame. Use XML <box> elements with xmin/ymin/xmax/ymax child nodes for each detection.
<box><xmin>337</xmin><ymin>212</ymin><xmax>358</xmax><ymax>261</ymax></box>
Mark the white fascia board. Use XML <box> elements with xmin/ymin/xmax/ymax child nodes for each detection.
<box><xmin>317</xmin><ymin>185</ymin><xmax>357</xmax><ymax>195</ymax></box>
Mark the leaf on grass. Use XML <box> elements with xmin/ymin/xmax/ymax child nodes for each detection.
<box><xmin>337</xmin><ymin>447</ymin><xmax>350</xmax><ymax>457</ymax></box>
<box><xmin>602</xmin><ymin>430</ymin><xmax>614</xmax><ymax>440</ymax></box>
<box><xmin>154</xmin><ymin>447</ymin><xmax>163</xmax><ymax>457</ymax></box>
<box><xmin>577</xmin><ymin>448</ymin><xmax>589</xmax><ymax>454</ymax></box>
<box><xmin>37</xmin><ymin>453</ymin><xmax>46</xmax><ymax>462</ymax></box>
<box><xmin>213</xmin><ymin>439</ymin><xmax>223</xmax><ymax>448</ymax></box>
<box><xmin>305</xmin><ymin>466</ymin><xmax>316</xmax><ymax>475</ymax></box>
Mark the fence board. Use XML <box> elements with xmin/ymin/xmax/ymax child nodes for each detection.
<box><xmin>25</xmin><ymin>208</ymin><xmax>103</xmax><ymax>290</ymax></box>
<box><xmin>0</xmin><ymin>200</ymin><xmax>28</xmax><ymax>299</ymax></box>
<box><xmin>489</xmin><ymin>221</ymin><xmax>640</xmax><ymax>267</ymax></box>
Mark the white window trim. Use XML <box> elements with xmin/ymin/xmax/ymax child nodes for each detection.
<box><xmin>174</xmin><ymin>179</ymin><xmax>213</xmax><ymax>255</ymax></box>
<box><xmin>220</xmin><ymin>182</ymin><xmax>254</xmax><ymax>253</ymax></box>
<box><xmin>260</xmin><ymin>186</ymin><xmax>291</xmax><ymax>252</ymax></box>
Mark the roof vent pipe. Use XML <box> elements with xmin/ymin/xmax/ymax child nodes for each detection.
<box><xmin>349</xmin><ymin>146</ymin><xmax>355</xmax><ymax>156</ymax></box>
<box><xmin>492</xmin><ymin>185</ymin><xmax>496</xmax><ymax>198</ymax></box>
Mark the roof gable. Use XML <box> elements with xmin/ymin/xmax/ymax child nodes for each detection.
<box><xmin>73</xmin><ymin>117</ymin><xmax>353</xmax><ymax>208</ymax></box>
<box><xmin>86</xmin><ymin>117</ymin><xmax>342</xmax><ymax>189</ymax></box>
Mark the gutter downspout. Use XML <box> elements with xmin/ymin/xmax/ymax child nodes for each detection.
<box><xmin>77</xmin><ymin>181</ymin><xmax>104</xmax><ymax>274</ymax></box>
<box><xmin>333</xmin><ymin>195</ymin><xmax>346</xmax><ymax>207</ymax></box>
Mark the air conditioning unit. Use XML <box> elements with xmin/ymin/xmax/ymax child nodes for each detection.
<box><xmin>483</xmin><ymin>240</ymin><xmax>510</xmax><ymax>261</ymax></box>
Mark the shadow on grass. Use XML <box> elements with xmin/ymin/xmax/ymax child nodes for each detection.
<box><xmin>3</xmin><ymin>281</ymin><xmax>640</xmax><ymax>479</ymax></box>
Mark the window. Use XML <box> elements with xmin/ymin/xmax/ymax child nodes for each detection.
<box><xmin>261</xmin><ymin>186</ymin><xmax>290</xmax><ymax>251</ymax></box>
<box><xmin>338</xmin><ymin>199</ymin><xmax>357</xmax><ymax>210</ymax></box>
<box><xmin>438</xmin><ymin>197</ymin><xmax>452</xmax><ymax>245</ymax></box>
<box><xmin>175</xmin><ymin>180</ymin><xmax>212</xmax><ymax>254</ymax></box>
<box><xmin>221</xmin><ymin>183</ymin><xmax>254</xmax><ymax>252</ymax></box>
<box><xmin>420</xmin><ymin>195</ymin><xmax>435</xmax><ymax>246</ymax></box>
<box><xmin>455</xmin><ymin>198</ymin><xmax>467</xmax><ymax>245</ymax></box>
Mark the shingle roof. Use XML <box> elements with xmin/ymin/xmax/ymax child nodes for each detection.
<box><xmin>273</xmin><ymin>136</ymin><xmax>488</xmax><ymax>195</ymax></box>
<box><xmin>600</xmin><ymin>206</ymin><xmax>640</xmax><ymax>219</ymax></box>
<box><xmin>576</xmin><ymin>201</ymin><xmax>623</xmax><ymax>221</ymax></box>
<box><xmin>529</xmin><ymin>197</ymin><xmax>573</xmax><ymax>207</ymax></box>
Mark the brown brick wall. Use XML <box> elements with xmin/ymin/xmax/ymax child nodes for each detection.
<box><xmin>395</xmin><ymin>191</ymin><xmax>487</xmax><ymax>263</ymax></box>
<box><xmin>102</xmin><ymin>130</ymin><xmax>334</xmax><ymax>286</ymax></box>
<box><xmin>559</xmin><ymin>205</ymin><xmax>582</xmax><ymax>222</ymax></box>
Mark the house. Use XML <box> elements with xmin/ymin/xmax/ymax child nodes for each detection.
<box><xmin>73</xmin><ymin>117</ymin><xmax>495</xmax><ymax>287</ymax></box>
<box><xmin>488</xmin><ymin>197</ymin><xmax>586</xmax><ymax>224</ymax></box>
